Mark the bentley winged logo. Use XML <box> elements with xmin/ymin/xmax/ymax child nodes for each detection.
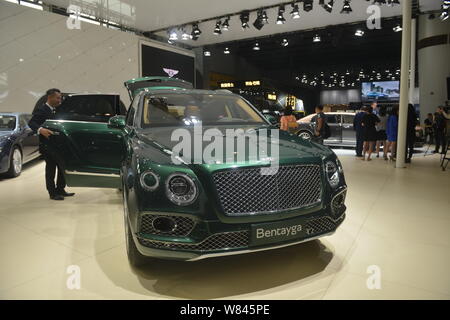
<box><xmin>163</xmin><ymin>68</ymin><xmax>179</xmax><ymax>78</ymax></box>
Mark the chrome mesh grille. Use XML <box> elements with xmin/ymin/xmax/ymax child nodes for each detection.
<box><xmin>213</xmin><ymin>165</ymin><xmax>322</xmax><ymax>216</ymax></box>
<box><xmin>138</xmin><ymin>231</ymin><xmax>249</xmax><ymax>252</ymax></box>
<box><xmin>305</xmin><ymin>217</ymin><xmax>337</xmax><ymax>235</ymax></box>
<box><xmin>140</xmin><ymin>215</ymin><xmax>195</xmax><ymax>237</ymax></box>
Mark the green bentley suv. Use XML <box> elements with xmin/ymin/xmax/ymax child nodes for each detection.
<box><xmin>42</xmin><ymin>77</ymin><xmax>347</xmax><ymax>266</ymax></box>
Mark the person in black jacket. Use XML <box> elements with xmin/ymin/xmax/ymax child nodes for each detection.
<box><xmin>405</xmin><ymin>104</ymin><xmax>417</xmax><ymax>163</ymax></box>
<box><xmin>353</xmin><ymin>106</ymin><xmax>366</xmax><ymax>157</ymax></box>
<box><xmin>28</xmin><ymin>88</ymin><xmax>75</xmax><ymax>200</ymax></box>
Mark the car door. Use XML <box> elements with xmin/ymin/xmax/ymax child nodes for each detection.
<box><xmin>341</xmin><ymin>114</ymin><xmax>356</xmax><ymax>146</ymax></box>
<box><xmin>42</xmin><ymin>94</ymin><xmax>127</xmax><ymax>188</ymax></box>
<box><xmin>19</xmin><ymin>114</ymin><xmax>39</xmax><ymax>162</ymax></box>
<box><xmin>324</xmin><ymin>114</ymin><xmax>342</xmax><ymax>145</ymax></box>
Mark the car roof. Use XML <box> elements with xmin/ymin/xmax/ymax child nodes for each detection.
<box><xmin>66</xmin><ymin>93</ymin><xmax>120</xmax><ymax>97</ymax></box>
<box><xmin>140</xmin><ymin>87</ymin><xmax>237</xmax><ymax>96</ymax></box>
<box><xmin>124</xmin><ymin>76</ymin><xmax>191</xmax><ymax>86</ymax></box>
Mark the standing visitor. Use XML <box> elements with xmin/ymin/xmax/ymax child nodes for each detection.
<box><xmin>280</xmin><ymin>107</ymin><xmax>298</xmax><ymax>133</ymax></box>
<box><xmin>386</xmin><ymin>107</ymin><xmax>399</xmax><ymax>161</ymax></box>
<box><xmin>424</xmin><ymin>113</ymin><xmax>434</xmax><ymax>145</ymax></box>
<box><xmin>353</xmin><ymin>106</ymin><xmax>365</xmax><ymax>158</ymax></box>
<box><xmin>361</xmin><ymin>107</ymin><xmax>380</xmax><ymax>161</ymax></box>
<box><xmin>312</xmin><ymin>105</ymin><xmax>327</xmax><ymax>145</ymax></box>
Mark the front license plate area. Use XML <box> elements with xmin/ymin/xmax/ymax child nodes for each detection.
<box><xmin>251</xmin><ymin>217</ymin><xmax>307</xmax><ymax>246</ymax></box>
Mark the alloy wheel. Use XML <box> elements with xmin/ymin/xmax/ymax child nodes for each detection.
<box><xmin>13</xmin><ymin>149</ymin><xmax>22</xmax><ymax>174</ymax></box>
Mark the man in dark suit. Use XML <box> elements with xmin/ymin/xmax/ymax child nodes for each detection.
<box><xmin>353</xmin><ymin>106</ymin><xmax>366</xmax><ymax>158</ymax></box>
<box><xmin>28</xmin><ymin>88</ymin><xmax>75</xmax><ymax>200</ymax></box>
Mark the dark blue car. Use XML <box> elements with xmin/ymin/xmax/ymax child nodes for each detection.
<box><xmin>0</xmin><ymin>112</ymin><xmax>40</xmax><ymax>178</ymax></box>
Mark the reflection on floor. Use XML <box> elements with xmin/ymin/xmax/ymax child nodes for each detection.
<box><xmin>0</xmin><ymin>153</ymin><xmax>449</xmax><ymax>300</ymax></box>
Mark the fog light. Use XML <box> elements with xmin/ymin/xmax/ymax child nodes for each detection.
<box><xmin>152</xmin><ymin>217</ymin><xmax>177</xmax><ymax>233</ymax></box>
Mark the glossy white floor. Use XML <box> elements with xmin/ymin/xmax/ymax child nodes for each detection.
<box><xmin>0</xmin><ymin>152</ymin><xmax>449</xmax><ymax>300</ymax></box>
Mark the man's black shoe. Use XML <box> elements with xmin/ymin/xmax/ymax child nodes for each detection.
<box><xmin>50</xmin><ymin>194</ymin><xmax>64</xmax><ymax>200</ymax></box>
<box><xmin>58</xmin><ymin>190</ymin><xmax>75</xmax><ymax>197</ymax></box>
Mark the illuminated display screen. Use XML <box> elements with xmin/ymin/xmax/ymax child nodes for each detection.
<box><xmin>361</xmin><ymin>81</ymin><xmax>400</xmax><ymax>101</ymax></box>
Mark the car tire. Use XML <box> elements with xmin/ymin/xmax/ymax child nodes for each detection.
<box><xmin>123</xmin><ymin>188</ymin><xmax>147</xmax><ymax>268</ymax></box>
<box><xmin>5</xmin><ymin>146</ymin><xmax>22</xmax><ymax>178</ymax></box>
<box><xmin>298</xmin><ymin>131</ymin><xmax>313</xmax><ymax>140</ymax></box>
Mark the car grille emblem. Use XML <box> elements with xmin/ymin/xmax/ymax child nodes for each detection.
<box><xmin>163</xmin><ymin>68</ymin><xmax>179</xmax><ymax>77</ymax></box>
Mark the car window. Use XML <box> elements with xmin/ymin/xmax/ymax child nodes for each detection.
<box><xmin>126</xmin><ymin>95</ymin><xmax>140</xmax><ymax>126</ymax></box>
<box><xmin>326</xmin><ymin>114</ymin><xmax>337</xmax><ymax>124</ymax></box>
<box><xmin>56</xmin><ymin>95</ymin><xmax>120</xmax><ymax>122</ymax></box>
<box><xmin>141</xmin><ymin>93</ymin><xmax>265</xmax><ymax>128</ymax></box>
<box><xmin>342</xmin><ymin>115</ymin><xmax>354</xmax><ymax>124</ymax></box>
<box><xmin>0</xmin><ymin>115</ymin><xmax>16</xmax><ymax>131</ymax></box>
<box><xmin>19</xmin><ymin>115</ymin><xmax>28</xmax><ymax>128</ymax></box>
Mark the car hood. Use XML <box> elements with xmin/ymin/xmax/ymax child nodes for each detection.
<box><xmin>133</xmin><ymin>125</ymin><xmax>332</xmax><ymax>169</ymax></box>
<box><xmin>0</xmin><ymin>131</ymin><xmax>13</xmax><ymax>141</ymax></box>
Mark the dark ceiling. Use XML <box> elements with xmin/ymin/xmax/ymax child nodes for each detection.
<box><xmin>206</xmin><ymin>17</ymin><xmax>404</xmax><ymax>81</ymax></box>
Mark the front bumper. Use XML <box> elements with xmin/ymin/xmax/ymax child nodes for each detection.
<box><xmin>133</xmin><ymin>208</ymin><xmax>346</xmax><ymax>261</ymax></box>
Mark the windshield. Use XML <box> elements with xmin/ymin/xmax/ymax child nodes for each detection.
<box><xmin>141</xmin><ymin>93</ymin><xmax>266</xmax><ymax>128</ymax></box>
<box><xmin>0</xmin><ymin>115</ymin><xmax>16</xmax><ymax>131</ymax></box>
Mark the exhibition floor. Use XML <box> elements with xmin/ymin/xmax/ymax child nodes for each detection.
<box><xmin>0</xmin><ymin>154</ymin><xmax>449</xmax><ymax>300</ymax></box>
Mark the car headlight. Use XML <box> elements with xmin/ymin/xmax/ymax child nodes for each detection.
<box><xmin>325</xmin><ymin>161</ymin><xmax>340</xmax><ymax>188</ymax></box>
<box><xmin>165</xmin><ymin>173</ymin><xmax>198</xmax><ymax>206</ymax></box>
<box><xmin>139</xmin><ymin>171</ymin><xmax>160</xmax><ymax>191</ymax></box>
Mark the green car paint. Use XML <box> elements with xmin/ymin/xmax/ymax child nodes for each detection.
<box><xmin>43</xmin><ymin>77</ymin><xmax>347</xmax><ymax>264</ymax></box>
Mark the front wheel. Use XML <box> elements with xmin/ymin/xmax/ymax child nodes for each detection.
<box><xmin>123</xmin><ymin>188</ymin><xmax>147</xmax><ymax>268</ymax></box>
<box><xmin>298</xmin><ymin>131</ymin><xmax>313</xmax><ymax>140</ymax></box>
<box><xmin>5</xmin><ymin>147</ymin><xmax>22</xmax><ymax>178</ymax></box>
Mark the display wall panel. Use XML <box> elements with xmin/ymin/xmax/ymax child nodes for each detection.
<box><xmin>0</xmin><ymin>0</ymin><xmax>141</xmax><ymax>111</ymax></box>
<box><xmin>140</xmin><ymin>40</ymin><xmax>196</xmax><ymax>86</ymax></box>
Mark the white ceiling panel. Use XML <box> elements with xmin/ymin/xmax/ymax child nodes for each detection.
<box><xmin>41</xmin><ymin>0</ymin><xmax>444</xmax><ymax>46</ymax></box>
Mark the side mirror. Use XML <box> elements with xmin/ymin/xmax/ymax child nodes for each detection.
<box><xmin>263</xmin><ymin>114</ymin><xmax>278</xmax><ymax>125</ymax></box>
<box><xmin>108</xmin><ymin>115</ymin><xmax>126</xmax><ymax>129</ymax></box>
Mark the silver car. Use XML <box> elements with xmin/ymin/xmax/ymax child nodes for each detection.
<box><xmin>296</xmin><ymin>112</ymin><xmax>357</xmax><ymax>147</ymax></box>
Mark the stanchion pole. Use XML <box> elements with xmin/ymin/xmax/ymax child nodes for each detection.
<box><xmin>396</xmin><ymin>0</ymin><xmax>412</xmax><ymax>168</ymax></box>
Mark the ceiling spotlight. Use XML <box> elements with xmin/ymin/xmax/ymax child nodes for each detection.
<box><xmin>253</xmin><ymin>42</ymin><xmax>260</xmax><ymax>51</ymax></box>
<box><xmin>304</xmin><ymin>0</ymin><xmax>314</xmax><ymax>12</ymax></box>
<box><xmin>276</xmin><ymin>5</ymin><xmax>286</xmax><ymax>24</ymax></box>
<box><xmin>290</xmin><ymin>3</ymin><xmax>300</xmax><ymax>19</ymax></box>
<box><xmin>253</xmin><ymin>9</ymin><xmax>268</xmax><ymax>30</ymax></box>
<box><xmin>191</xmin><ymin>23</ymin><xmax>201</xmax><ymax>40</ymax></box>
<box><xmin>393</xmin><ymin>25</ymin><xmax>402</xmax><ymax>32</ymax></box>
<box><xmin>387</xmin><ymin>0</ymin><xmax>400</xmax><ymax>6</ymax></box>
<box><xmin>213</xmin><ymin>20</ymin><xmax>222</xmax><ymax>35</ymax></box>
<box><xmin>281</xmin><ymin>38</ymin><xmax>289</xmax><ymax>47</ymax></box>
<box><xmin>168</xmin><ymin>29</ymin><xmax>178</xmax><ymax>41</ymax></box>
<box><xmin>181</xmin><ymin>27</ymin><xmax>190</xmax><ymax>40</ymax></box>
<box><xmin>440</xmin><ymin>10</ymin><xmax>449</xmax><ymax>21</ymax></box>
<box><xmin>222</xmin><ymin>17</ymin><xmax>230</xmax><ymax>31</ymax></box>
<box><xmin>323</xmin><ymin>0</ymin><xmax>334</xmax><ymax>13</ymax></box>
<box><xmin>240</xmin><ymin>11</ymin><xmax>250</xmax><ymax>29</ymax></box>
<box><xmin>204</xmin><ymin>50</ymin><xmax>211</xmax><ymax>57</ymax></box>
<box><xmin>341</xmin><ymin>0</ymin><xmax>352</xmax><ymax>14</ymax></box>
<box><xmin>355</xmin><ymin>29</ymin><xmax>365</xmax><ymax>37</ymax></box>
<box><xmin>313</xmin><ymin>34</ymin><xmax>321</xmax><ymax>42</ymax></box>
<box><xmin>224</xmin><ymin>47</ymin><xmax>230</xmax><ymax>54</ymax></box>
